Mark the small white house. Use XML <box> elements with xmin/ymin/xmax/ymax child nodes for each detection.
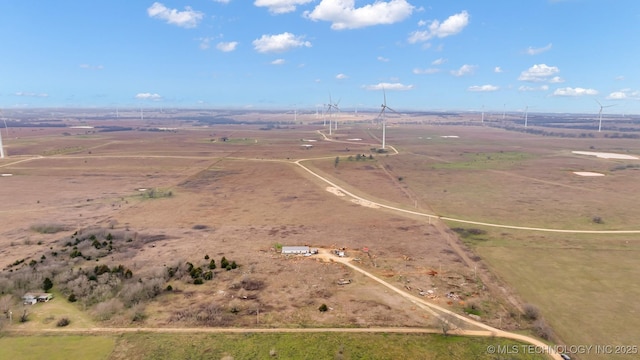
<box><xmin>281</xmin><ymin>246</ymin><xmax>310</xmax><ymax>255</ymax></box>
<box><xmin>22</xmin><ymin>294</ymin><xmax>37</xmax><ymax>305</ymax></box>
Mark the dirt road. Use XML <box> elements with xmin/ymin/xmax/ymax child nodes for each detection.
<box><xmin>315</xmin><ymin>249</ymin><xmax>563</xmax><ymax>360</ymax></box>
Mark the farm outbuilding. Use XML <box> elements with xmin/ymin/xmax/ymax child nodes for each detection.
<box><xmin>22</xmin><ymin>293</ymin><xmax>53</xmax><ymax>305</ymax></box>
<box><xmin>281</xmin><ymin>246</ymin><xmax>310</xmax><ymax>255</ymax></box>
<box><xmin>22</xmin><ymin>294</ymin><xmax>37</xmax><ymax>305</ymax></box>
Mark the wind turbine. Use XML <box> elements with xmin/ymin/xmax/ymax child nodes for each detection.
<box><xmin>332</xmin><ymin>98</ymin><xmax>341</xmax><ymax>131</ymax></box>
<box><xmin>378</xmin><ymin>87</ymin><xmax>397</xmax><ymax>149</ymax></box>
<box><xmin>326</xmin><ymin>93</ymin><xmax>340</xmax><ymax>135</ymax></box>
<box><xmin>0</xmin><ymin>109</ymin><xmax>6</xmax><ymax>158</ymax></box>
<box><xmin>522</xmin><ymin>104</ymin><xmax>537</xmax><ymax>128</ymax></box>
<box><xmin>481</xmin><ymin>105</ymin><xmax>485</xmax><ymax>123</ymax></box>
<box><xmin>0</xmin><ymin>108</ymin><xmax>8</xmax><ymax>138</ymax></box>
<box><xmin>595</xmin><ymin>99</ymin><xmax>616</xmax><ymax>132</ymax></box>
<box><xmin>0</xmin><ymin>128</ymin><xmax>4</xmax><ymax>158</ymax></box>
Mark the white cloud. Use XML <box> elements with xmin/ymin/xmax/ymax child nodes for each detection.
<box><xmin>253</xmin><ymin>32</ymin><xmax>311</xmax><ymax>53</ymax></box>
<box><xmin>552</xmin><ymin>87</ymin><xmax>598</xmax><ymax>97</ymax></box>
<box><xmin>606</xmin><ymin>89</ymin><xmax>640</xmax><ymax>100</ymax></box>
<box><xmin>432</xmin><ymin>58</ymin><xmax>446</xmax><ymax>65</ymax></box>
<box><xmin>135</xmin><ymin>93</ymin><xmax>162</xmax><ymax>100</ymax></box>
<box><xmin>519</xmin><ymin>85</ymin><xmax>549</xmax><ymax>92</ymax></box>
<box><xmin>526</xmin><ymin>43</ymin><xmax>552</xmax><ymax>55</ymax></box>
<box><xmin>615</xmin><ymin>75</ymin><xmax>625</xmax><ymax>81</ymax></box>
<box><xmin>15</xmin><ymin>92</ymin><xmax>48</xmax><ymax>97</ymax></box>
<box><xmin>549</xmin><ymin>76</ymin><xmax>564</xmax><ymax>83</ymax></box>
<box><xmin>271</xmin><ymin>59</ymin><xmax>286</xmax><ymax>65</ymax></box>
<box><xmin>494</xmin><ymin>66</ymin><xmax>503</xmax><ymax>73</ymax></box>
<box><xmin>413</xmin><ymin>68</ymin><xmax>440</xmax><ymax>74</ymax></box>
<box><xmin>147</xmin><ymin>2</ymin><xmax>204</xmax><ymax>28</ymax></box>
<box><xmin>217</xmin><ymin>41</ymin><xmax>238</xmax><ymax>52</ymax></box>
<box><xmin>304</xmin><ymin>0</ymin><xmax>414</xmax><ymax>30</ymax></box>
<box><xmin>255</xmin><ymin>0</ymin><xmax>313</xmax><ymax>14</ymax></box>
<box><xmin>377</xmin><ymin>56</ymin><xmax>390</xmax><ymax>62</ymax></box>
<box><xmin>468</xmin><ymin>84</ymin><xmax>499</xmax><ymax>92</ymax></box>
<box><xmin>518</xmin><ymin>64</ymin><xmax>560</xmax><ymax>82</ymax></box>
<box><xmin>336</xmin><ymin>73</ymin><xmax>348</xmax><ymax>80</ymax></box>
<box><xmin>408</xmin><ymin>11</ymin><xmax>469</xmax><ymax>43</ymax></box>
<box><xmin>450</xmin><ymin>64</ymin><xmax>476</xmax><ymax>77</ymax></box>
<box><xmin>363</xmin><ymin>82</ymin><xmax>414</xmax><ymax>91</ymax></box>
<box><xmin>213</xmin><ymin>0</ymin><xmax>231</xmax><ymax>3</ymax></box>
<box><xmin>79</xmin><ymin>64</ymin><xmax>104</xmax><ymax>70</ymax></box>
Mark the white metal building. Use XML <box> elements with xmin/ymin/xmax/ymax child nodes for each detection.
<box><xmin>281</xmin><ymin>246</ymin><xmax>310</xmax><ymax>254</ymax></box>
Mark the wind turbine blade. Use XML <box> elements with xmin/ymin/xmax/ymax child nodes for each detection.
<box><xmin>382</xmin><ymin>86</ymin><xmax>387</xmax><ymax>106</ymax></box>
<box><xmin>377</xmin><ymin>108</ymin><xmax>386</xmax><ymax>119</ymax></box>
<box><xmin>386</xmin><ymin>106</ymin><xmax>399</xmax><ymax>114</ymax></box>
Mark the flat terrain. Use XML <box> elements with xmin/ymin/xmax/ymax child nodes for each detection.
<box><xmin>0</xmin><ymin>332</ymin><xmax>549</xmax><ymax>360</ymax></box>
<box><xmin>1</xmin><ymin>110</ymin><xmax>640</xmax><ymax>359</ymax></box>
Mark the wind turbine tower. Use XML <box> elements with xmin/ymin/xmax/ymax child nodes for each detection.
<box><xmin>595</xmin><ymin>99</ymin><xmax>616</xmax><ymax>132</ymax></box>
<box><xmin>378</xmin><ymin>87</ymin><xmax>397</xmax><ymax>150</ymax></box>
<box><xmin>481</xmin><ymin>105</ymin><xmax>485</xmax><ymax>123</ymax></box>
<box><xmin>0</xmin><ymin>129</ymin><xmax>4</xmax><ymax>158</ymax></box>
<box><xmin>524</xmin><ymin>106</ymin><xmax>529</xmax><ymax>128</ymax></box>
<box><xmin>0</xmin><ymin>109</ymin><xmax>6</xmax><ymax>158</ymax></box>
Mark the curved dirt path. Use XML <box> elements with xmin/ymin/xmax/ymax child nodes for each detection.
<box><xmin>315</xmin><ymin>250</ymin><xmax>563</xmax><ymax>360</ymax></box>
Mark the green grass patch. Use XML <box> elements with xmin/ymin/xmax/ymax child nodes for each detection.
<box><xmin>0</xmin><ymin>335</ymin><xmax>115</xmax><ymax>360</ymax></box>
<box><xmin>110</xmin><ymin>332</ymin><xmax>548</xmax><ymax>360</ymax></box>
<box><xmin>431</xmin><ymin>151</ymin><xmax>535</xmax><ymax>170</ymax></box>
<box><xmin>140</xmin><ymin>188</ymin><xmax>173</xmax><ymax>199</ymax></box>
<box><xmin>42</xmin><ymin>146</ymin><xmax>85</xmax><ymax>156</ymax></box>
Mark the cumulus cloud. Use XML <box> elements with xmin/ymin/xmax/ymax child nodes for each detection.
<box><xmin>518</xmin><ymin>64</ymin><xmax>561</xmax><ymax>82</ymax></box>
<box><xmin>526</xmin><ymin>43</ymin><xmax>552</xmax><ymax>55</ymax></box>
<box><xmin>15</xmin><ymin>92</ymin><xmax>48</xmax><ymax>97</ymax></box>
<box><xmin>135</xmin><ymin>93</ymin><xmax>162</xmax><ymax>100</ymax></box>
<box><xmin>413</xmin><ymin>68</ymin><xmax>440</xmax><ymax>74</ymax></box>
<box><xmin>377</xmin><ymin>56</ymin><xmax>390</xmax><ymax>62</ymax></box>
<box><xmin>255</xmin><ymin>0</ymin><xmax>313</xmax><ymax>14</ymax></box>
<box><xmin>213</xmin><ymin>0</ymin><xmax>230</xmax><ymax>3</ymax></box>
<box><xmin>304</xmin><ymin>0</ymin><xmax>414</xmax><ymax>30</ymax></box>
<box><xmin>363</xmin><ymin>82</ymin><xmax>414</xmax><ymax>91</ymax></box>
<box><xmin>147</xmin><ymin>2</ymin><xmax>204</xmax><ymax>28</ymax></box>
<box><xmin>468</xmin><ymin>85</ymin><xmax>499</xmax><ymax>92</ymax></box>
<box><xmin>217</xmin><ymin>41</ymin><xmax>238</xmax><ymax>52</ymax></box>
<box><xmin>253</xmin><ymin>32</ymin><xmax>311</xmax><ymax>53</ymax></box>
<box><xmin>408</xmin><ymin>11</ymin><xmax>469</xmax><ymax>43</ymax></box>
<box><xmin>552</xmin><ymin>87</ymin><xmax>598</xmax><ymax>97</ymax></box>
<box><xmin>336</xmin><ymin>73</ymin><xmax>348</xmax><ymax>79</ymax></box>
<box><xmin>494</xmin><ymin>66</ymin><xmax>503</xmax><ymax>73</ymax></box>
<box><xmin>271</xmin><ymin>59</ymin><xmax>286</xmax><ymax>65</ymax></box>
<box><xmin>450</xmin><ymin>64</ymin><xmax>476</xmax><ymax>77</ymax></box>
<box><xmin>606</xmin><ymin>89</ymin><xmax>640</xmax><ymax>100</ymax></box>
<box><xmin>519</xmin><ymin>85</ymin><xmax>549</xmax><ymax>92</ymax></box>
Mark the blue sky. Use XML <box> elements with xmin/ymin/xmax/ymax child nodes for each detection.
<box><xmin>1</xmin><ymin>0</ymin><xmax>639</xmax><ymax>114</ymax></box>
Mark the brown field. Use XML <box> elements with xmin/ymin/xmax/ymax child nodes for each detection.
<box><xmin>2</xmin><ymin>110</ymin><xmax>640</xmax><ymax>359</ymax></box>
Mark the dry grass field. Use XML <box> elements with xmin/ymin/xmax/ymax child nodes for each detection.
<box><xmin>1</xmin><ymin>110</ymin><xmax>640</xmax><ymax>359</ymax></box>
